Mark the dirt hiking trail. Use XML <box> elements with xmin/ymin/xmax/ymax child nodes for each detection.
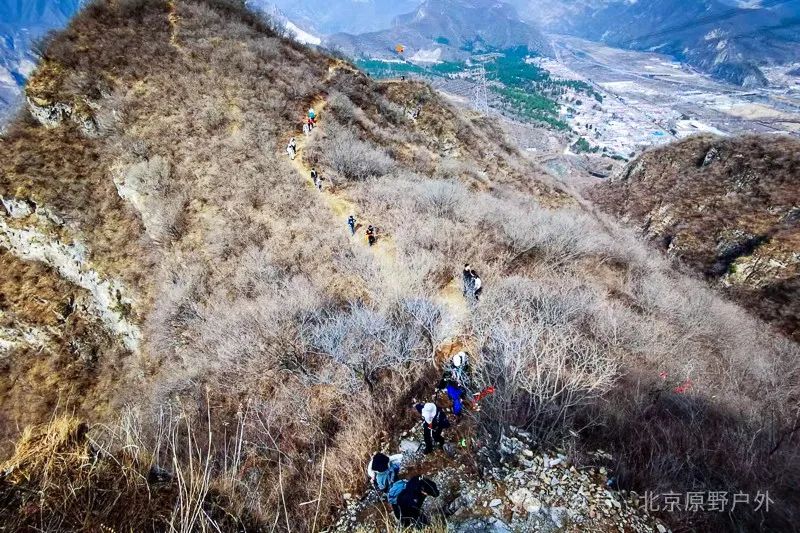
<box><xmin>286</xmin><ymin>73</ymin><xmax>470</xmax><ymax>347</ymax></box>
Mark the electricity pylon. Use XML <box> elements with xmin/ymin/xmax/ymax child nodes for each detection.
<box><xmin>472</xmin><ymin>65</ymin><xmax>489</xmax><ymax>114</ymax></box>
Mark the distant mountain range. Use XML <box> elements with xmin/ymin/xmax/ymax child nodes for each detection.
<box><xmin>250</xmin><ymin>0</ymin><xmax>419</xmax><ymax>35</ymax></box>
<box><xmin>0</xmin><ymin>0</ymin><xmax>82</xmax><ymax>123</ymax></box>
<box><xmin>324</xmin><ymin>0</ymin><xmax>552</xmax><ymax>62</ymax></box>
<box><xmin>513</xmin><ymin>0</ymin><xmax>800</xmax><ymax>87</ymax></box>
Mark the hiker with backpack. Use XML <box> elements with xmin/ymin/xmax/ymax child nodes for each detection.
<box><xmin>472</xmin><ymin>274</ymin><xmax>482</xmax><ymax>301</ymax></box>
<box><xmin>366</xmin><ymin>225</ymin><xmax>376</xmax><ymax>246</ymax></box>
<box><xmin>415</xmin><ymin>402</ymin><xmax>449</xmax><ymax>454</ymax></box>
<box><xmin>307</xmin><ymin>107</ymin><xmax>317</xmax><ymax>130</ymax></box>
<box><xmin>437</xmin><ymin>351</ymin><xmax>471</xmax><ymax>417</ymax></box>
<box><xmin>347</xmin><ymin>215</ymin><xmax>356</xmax><ymax>236</ymax></box>
<box><xmin>302</xmin><ymin>122</ymin><xmax>310</xmax><ymax>136</ymax></box>
<box><xmin>388</xmin><ymin>476</ymin><xmax>440</xmax><ymax>527</ymax></box>
<box><xmin>286</xmin><ymin>137</ymin><xmax>297</xmax><ymax>160</ymax></box>
<box><xmin>367</xmin><ymin>452</ymin><xmax>400</xmax><ymax>493</ymax></box>
<box><xmin>463</xmin><ymin>263</ymin><xmax>482</xmax><ymax>301</ymax></box>
<box><xmin>462</xmin><ymin>263</ymin><xmax>474</xmax><ymax>297</ymax></box>
<box><xmin>310</xmin><ymin>168</ymin><xmax>319</xmax><ymax>189</ymax></box>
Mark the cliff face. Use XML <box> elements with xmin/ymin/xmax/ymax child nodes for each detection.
<box><xmin>590</xmin><ymin>134</ymin><xmax>800</xmax><ymax>341</ymax></box>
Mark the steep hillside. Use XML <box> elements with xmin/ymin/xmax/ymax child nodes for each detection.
<box><xmin>1</xmin><ymin>1</ymin><xmax>799</xmax><ymax>532</ymax></box>
<box><xmin>589</xmin><ymin>134</ymin><xmax>800</xmax><ymax>342</ymax></box>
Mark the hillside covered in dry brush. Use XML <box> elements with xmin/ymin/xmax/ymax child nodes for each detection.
<box><xmin>590</xmin><ymin>134</ymin><xmax>800</xmax><ymax>342</ymax></box>
<box><xmin>0</xmin><ymin>1</ymin><xmax>798</xmax><ymax>531</ymax></box>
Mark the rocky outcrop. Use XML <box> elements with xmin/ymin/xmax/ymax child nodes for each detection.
<box><xmin>331</xmin><ymin>426</ymin><xmax>666</xmax><ymax>532</ymax></box>
<box><xmin>26</xmin><ymin>96</ymin><xmax>98</xmax><ymax>136</ymax></box>
<box><xmin>0</xmin><ymin>196</ymin><xmax>140</xmax><ymax>352</ymax></box>
<box><xmin>0</xmin><ymin>311</ymin><xmax>54</xmax><ymax>356</ymax></box>
<box><xmin>590</xmin><ymin>134</ymin><xmax>800</xmax><ymax>340</ymax></box>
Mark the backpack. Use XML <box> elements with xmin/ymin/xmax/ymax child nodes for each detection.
<box><xmin>387</xmin><ymin>479</ymin><xmax>408</xmax><ymax>505</ymax></box>
<box><xmin>375</xmin><ymin>463</ymin><xmax>399</xmax><ymax>493</ymax></box>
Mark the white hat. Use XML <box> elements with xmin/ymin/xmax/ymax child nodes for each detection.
<box><xmin>452</xmin><ymin>351</ymin><xmax>467</xmax><ymax>367</ymax></box>
<box><xmin>421</xmin><ymin>403</ymin><xmax>437</xmax><ymax>424</ymax></box>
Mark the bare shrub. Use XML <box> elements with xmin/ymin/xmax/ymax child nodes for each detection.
<box><xmin>499</xmin><ymin>206</ymin><xmax>616</xmax><ymax>267</ymax></box>
<box><xmin>125</xmin><ymin>154</ymin><xmax>171</xmax><ymax>193</ymax></box>
<box><xmin>302</xmin><ymin>298</ymin><xmax>442</xmax><ymax>393</ymax></box>
<box><xmin>311</xmin><ymin>123</ymin><xmax>395</xmax><ymax>181</ymax></box>
<box><xmin>120</xmin><ymin>155</ymin><xmax>187</xmax><ymax>242</ymax></box>
<box><xmin>473</xmin><ymin>278</ymin><xmax>619</xmax><ymax>440</ymax></box>
<box><xmin>418</xmin><ymin>179</ymin><xmax>469</xmax><ymax>219</ymax></box>
<box><xmin>434</xmin><ymin>157</ymin><xmax>489</xmax><ymax>186</ymax></box>
<box><xmin>327</xmin><ymin>92</ymin><xmax>358</xmax><ymax>124</ymax></box>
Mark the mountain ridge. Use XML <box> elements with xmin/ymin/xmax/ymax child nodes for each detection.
<box><xmin>514</xmin><ymin>0</ymin><xmax>800</xmax><ymax>86</ymax></box>
<box><xmin>589</xmin><ymin>133</ymin><xmax>800</xmax><ymax>341</ymax></box>
<box><xmin>0</xmin><ymin>1</ymin><xmax>799</xmax><ymax>531</ymax></box>
<box><xmin>324</xmin><ymin>0</ymin><xmax>552</xmax><ymax>62</ymax></box>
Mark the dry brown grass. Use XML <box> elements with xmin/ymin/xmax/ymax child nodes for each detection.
<box><xmin>0</xmin><ymin>252</ymin><xmax>132</xmax><ymax>456</ymax></box>
<box><xmin>0</xmin><ymin>0</ymin><xmax>798</xmax><ymax>531</ymax></box>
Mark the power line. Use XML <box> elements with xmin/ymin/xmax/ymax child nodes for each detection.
<box><xmin>472</xmin><ymin>65</ymin><xmax>489</xmax><ymax>114</ymax></box>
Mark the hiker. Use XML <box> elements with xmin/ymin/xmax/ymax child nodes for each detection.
<box><xmin>472</xmin><ymin>274</ymin><xmax>482</xmax><ymax>301</ymax></box>
<box><xmin>307</xmin><ymin>107</ymin><xmax>317</xmax><ymax>129</ymax></box>
<box><xmin>314</xmin><ymin>173</ymin><xmax>323</xmax><ymax>191</ymax></box>
<box><xmin>415</xmin><ymin>402</ymin><xmax>449</xmax><ymax>454</ymax></box>
<box><xmin>438</xmin><ymin>351</ymin><xmax>471</xmax><ymax>417</ymax></box>
<box><xmin>367</xmin><ymin>452</ymin><xmax>400</xmax><ymax>493</ymax></box>
<box><xmin>462</xmin><ymin>263</ymin><xmax>474</xmax><ymax>297</ymax></box>
<box><xmin>366</xmin><ymin>225</ymin><xmax>376</xmax><ymax>246</ymax></box>
<box><xmin>286</xmin><ymin>137</ymin><xmax>297</xmax><ymax>160</ymax></box>
<box><xmin>388</xmin><ymin>476</ymin><xmax>440</xmax><ymax>527</ymax></box>
<box><xmin>310</xmin><ymin>168</ymin><xmax>318</xmax><ymax>188</ymax></box>
<box><xmin>302</xmin><ymin>122</ymin><xmax>310</xmax><ymax>136</ymax></box>
<box><xmin>307</xmin><ymin>116</ymin><xmax>315</xmax><ymax>130</ymax></box>
<box><xmin>347</xmin><ymin>215</ymin><xmax>356</xmax><ymax>236</ymax></box>
<box><xmin>463</xmin><ymin>263</ymin><xmax>482</xmax><ymax>300</ymax></box>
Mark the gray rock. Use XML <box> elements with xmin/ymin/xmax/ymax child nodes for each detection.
<box><xmin>549</xmin><ymin>507</ymin><xmax>568</xmax><ymax>528</ymax></box>
<box><xmin>399</xmin><ymin>439</ymin><xmax>419</xmax><ymax>453</ymax></box>
<box><xmin>452</xmin><ymin>517</ymin><xmax>513</xmax><ymax>533</ymax></box>
<box><xmin>702</xmin><ymin>146</ymin><xmax>720</xmax><ymax>167</ymax></box>
<box><xmin>0</xmin><ymin>197</ymin><xmax>33</xmax><ymax>219</ymax></box>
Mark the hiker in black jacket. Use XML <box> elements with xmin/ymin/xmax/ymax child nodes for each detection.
<box><xmin>415</xmin><ymin>402</ymin><xmax>449</xmax><ymax>454</ymax></box>
<box><xmin>390</xmin><ymin>476</ymin><xmax>439</xmax><ymax>527</ymax></box>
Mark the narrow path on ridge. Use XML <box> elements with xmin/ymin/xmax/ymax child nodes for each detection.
<box><xmin>285</xmin><ymin>65</ymin><xmax>471</xmax><ymax>353</ymax></box>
